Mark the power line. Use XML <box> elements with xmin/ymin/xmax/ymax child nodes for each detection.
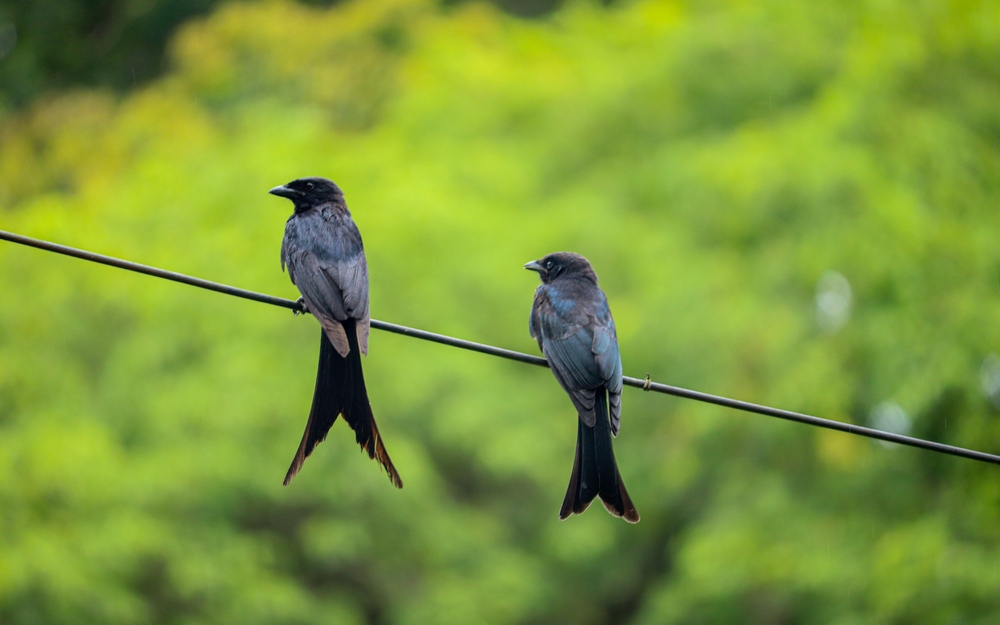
<box><xmin>2</xmin><ymin>228</ymin><xmax>999</xmax><ymax>467</ymax></box>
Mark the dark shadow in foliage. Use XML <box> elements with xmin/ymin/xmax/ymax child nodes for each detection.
<box><xmin>598</xmin><ymin>480</ymin><xmax>712</xmax><ymax>625</ymax></box>
<box><xmin>132</xmin><ymin>555</ymin><xmax>207</xmax><ymax>622</ymax></box>
<box><xmin>442</xmin><ymin>0</ymin><xmax>563</xmax><ymax>18</ymax></box>
<box><xmin>1</xmin><ymin>0</ymin><xmax>219</xmax><ymax>106</ymax></box>
<box><xmin>234</xmin><ymin>493</ymin><xmax>390</xmax><ymax>625</ymax></box>
<box><xmin>0</xmin><ymin>0</ymin><xmax>578</xmax><ymax>109</ymax></box>
<box><xmin>422</xmin><ymin>434</ymin><xmax>548</xmax><ymax>543</ymax></box>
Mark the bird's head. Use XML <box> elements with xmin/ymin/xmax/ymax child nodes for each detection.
<box><xmin>269</xmin><ymin>177</ymin><xmax>344</xmax><ymax>212</ymax></box>
<box><xmin>524</xmin><ymin>252</ymin><xmax>598</xmax><ymax>284</ymax></box>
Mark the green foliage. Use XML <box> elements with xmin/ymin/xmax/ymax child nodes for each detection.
<box><xmin>0</xmin><ymin>0</ymin><xmax>563</xmax><ymax>108</ymax></box>
<box><xmin>0</xmin><ymin>0</ymin><xmax>221</xmax><ymax>105</ymax></box>
<box><xmin>2</xmin><ymin>0</ymin><xmax>1000</xmax><ymax>622</ymax></box>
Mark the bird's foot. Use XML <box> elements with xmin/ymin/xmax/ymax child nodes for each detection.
<box><xmin>293</xmin><ymin>297</ymin><xmax>309</xmax><ymax>316</ymax></box>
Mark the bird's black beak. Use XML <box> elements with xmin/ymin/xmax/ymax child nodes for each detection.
<box><xmin>268</xmin><ymin>184</ymin><xmax>300</xmax><ymax>199</ymax></box>
<box><xmin>524</xmin><ymin>260</ymin><xmax>543</xmax><ymax>273</ymax></box>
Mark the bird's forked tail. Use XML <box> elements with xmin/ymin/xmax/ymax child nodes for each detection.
<box><xmin>283</xmin><ymin>324</ymin><xmax>402</xmax><ymax>488</ymax></box>
<box><xmin>559</xmin><ymin>390</ymin><xmax>638</xmax><ymax>523</ymax></box>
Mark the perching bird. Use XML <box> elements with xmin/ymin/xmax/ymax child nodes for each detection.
<box><xmin>270</xmin><ymin>177</ymin><xmax>401</xmax><ymax>488</ymax></box>
<box><xmin>526</xmin><ymin>252</ymin><xmax>638</xmax><ymax>523</ymax></box>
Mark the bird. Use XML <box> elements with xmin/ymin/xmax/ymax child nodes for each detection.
<box><xmin>525</xmin><ymin>252</ymin><xmax>638</xmax><ymax>523</ymax></box>
<box><xmin>270</xmin><ymin>176</ymin><xmax>402</xmax><ymax>488</ymax></box>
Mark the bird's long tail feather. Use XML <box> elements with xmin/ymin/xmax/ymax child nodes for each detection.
<box><xmin>283</xmin><ymin>324</ymin><xmax>402</xmax><ymax>488</ymax></box>
<box><xmin>341</xmin><ymin>320</ymin><xmax>402</xmax><ymax>488</ymax></box>
<box><xmin>559</xmin><ymin>391</ymin><xmax>638</xmax><ymax>523</ymax></box>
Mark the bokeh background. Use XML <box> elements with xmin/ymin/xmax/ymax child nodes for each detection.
<box><xmin>3</xmin><ymin>0</ymin><xmax>1000</xmax><ymax>622</ymax></box>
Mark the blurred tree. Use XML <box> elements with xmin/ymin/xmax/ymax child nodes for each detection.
<box><xmin>0</xmin><ymin>0</ymin><xmax>222</xmax><ymax>105</ymax></box>
<box><xmin>1</xmin><ymin>0</ymin><xmax>1000</xmax><ymax>623</ymax></box>
<box><xmin>0</xmin><ymin>0</ymin><xmax>564</xmax><ymax>109</ymax></box>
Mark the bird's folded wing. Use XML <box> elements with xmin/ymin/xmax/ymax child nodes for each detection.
<box><xmin>591</xmin><ymin>321</ymin><xmax>622</xmax><ymax>392</ymax></box>
<box><xmin>542</xmin><ymin>324</ymin><xmax>603</xmax><ymax>426</ymax></box>
<box><xmin>287</xmin><ymin>254</ymin><xmax>351</xmax><ymax>355</ymax></box>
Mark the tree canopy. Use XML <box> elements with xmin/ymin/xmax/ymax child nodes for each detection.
<box><xmin>2</xmin><ymin>0</ymin><xmax>1000</xmax><ymax>623</ymax></box>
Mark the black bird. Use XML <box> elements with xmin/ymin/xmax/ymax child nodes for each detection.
<box><xmin>526</xmin><ymin>252</ymin><xmax>638</xmax><ymax>523</ymax></box>
<box><xmin>270</xmin><ymin>177</ymin><xmax>401</xmax><ymax>488</ymax></box>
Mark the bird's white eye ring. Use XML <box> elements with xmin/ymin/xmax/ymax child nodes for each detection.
<box><xmin>306</xmin><ymin>182</ymin><xmax>315</xmax><ymax>190</ymax></box>
<box><xmin>545</xmin><ymin>260</ymin><xmax>553</xmax><ymax>269</ymax></box>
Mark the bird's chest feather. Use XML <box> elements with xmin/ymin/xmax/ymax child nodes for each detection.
<box><xmin>283</xmin><ymin>207</ymin><xmax>364</xmax><ymax>267</ymax></box>
<box><xmin>535</xmin><ymin>284</ymin><xmax>592</xmax><ymax>340</ymax></box>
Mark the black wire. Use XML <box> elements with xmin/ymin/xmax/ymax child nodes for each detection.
<box><xmin>0</xmin><ymin>229</ymin><xmax>301</xmax><ymax>311</ymax></box>
<box><xmin>2</xmin><ymin>228</ymin><xmax>999</xmax><ymax>467</ymax></box>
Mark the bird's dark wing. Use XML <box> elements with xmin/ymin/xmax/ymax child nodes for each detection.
<box><xmin>286</xmin><ymin>252</ymin><xmax>351</xmax><ymax>355</ymax></box>
<box><xmin>287</xmin><ymin>253</ymin><xmax>349</xmax><ymax>320</ymax></box>
<box><xmin>534</xmin><ymin>283</ymin><xmax>625</xmax><ymax>428</ymax></box>
<box><xmin>283</xmin><ymin>209</ymin><xmax>370</xmax><ymax>356</ymax></box>
<box><xmin>323</xmin><ymin>253</ymin><xmax>369</xmax><ymax>355</ymax></box>
<box><xmin>543</xmin><ymin>331</ymin><xmax>601</xmax><ymax>426</ymax></box>
<box><xmin>534</xmin><ymin>285</ymin><xmax>603</xmax><ymax>425</ymax></box>
<box><xmin>590</xmin><ymin>295</ymin><xmax>624</xmax><ymax>434</ymax></box>
<box><xmin>309</xmin><ymin>216</ymin><xmax>369</xmax><ymax>319</ymax></box>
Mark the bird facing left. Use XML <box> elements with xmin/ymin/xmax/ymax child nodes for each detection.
<box><xmin>270</xmin><ymin>176</ymin><xmax>402</xmax><ymax>488</ymax></box>
<box><xmin>526</xmin><ymin>251</ymin><xmax>638</xmax><ymax>523</ymax></box>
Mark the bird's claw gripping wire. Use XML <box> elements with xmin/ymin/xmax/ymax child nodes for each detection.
<box><xmin>293</xmin><ymin>297</ymin><xmax>309</xmax><ymax>316</ymax></box>
<box><xmin>643</xmin><ymin>374</ymin><xmax>652</xmax><ymax>391</ymax></box>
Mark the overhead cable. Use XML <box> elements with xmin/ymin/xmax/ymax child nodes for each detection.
<box><xmin>2</xmin><ymin>229</ymin><xmax>997</xmax><ymax>467</ymax></box>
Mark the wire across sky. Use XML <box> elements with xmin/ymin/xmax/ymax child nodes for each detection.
<box><xmin>2</xmin><ymin>228</ymin><xmax>999</xmax><ymax>467</ymax></box>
